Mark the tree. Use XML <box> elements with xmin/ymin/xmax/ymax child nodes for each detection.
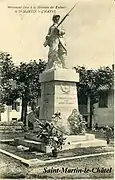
<box><xmin>0</xmin><ymin>52</ymin><xmax>17</xmax><ymax>121</ymax></box>
<box><xmin>0</xmin><ymin>52</ymin><xmax>18</xmax><ymax>105</ymax></box>
<box><xmin>14</xmin><ymin>60</ymin><xmax>47</xmax><ymax>125</ymax></box>
<box><xmin>73</xmin><ymin>65</ymin><xmax>114</xmax><ymax>128</ymax></box>
<box><xmin>0</xmin><ymin>51</ymin><xmax>47</xmax><ymax>125</ymax></box>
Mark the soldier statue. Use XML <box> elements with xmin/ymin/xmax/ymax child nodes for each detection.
<box><xmin>43</xmin><ymin>15</ymin><xmax>67</xmax><ymax>69</ymax></box>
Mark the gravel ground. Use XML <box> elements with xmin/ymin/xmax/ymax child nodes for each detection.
<box><xmin>27</xmin><ymin>154</ymin><xmax>114</xmax><ymax>179</ymax></box>
<box><xmin>0</xmin><ymin>153</ymin><xmax>27</xmax><ymax>179</ymax></box>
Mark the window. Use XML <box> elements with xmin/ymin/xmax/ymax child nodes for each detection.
<box><xmin>99</xmin><ymin>91</ymin><xmax>108</xmax><ymax>108</ymax></box>
<box><xmin>12</xmin><ymin>102</ymin><xmax>20</xmax><ymax>111</ymax></box>
<box><xmin>12</xmin><ymin>118</ymin><xmax>17</xmax><ymax>121</ymax></box>
<box><xmin>16</xmin><ymin>102</ymin><xmax>20</xmax><ymax>112</ymax></box>
<box><xmin>12</xmin><ymin>102</ymin><xmax>17</xmax><ymax>110</ymax></box>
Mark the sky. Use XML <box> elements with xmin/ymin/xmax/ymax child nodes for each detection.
<box><xmin>0</xmin><ymin>0</ymin><xmax>114</xmax><ymax>68</ymax></box>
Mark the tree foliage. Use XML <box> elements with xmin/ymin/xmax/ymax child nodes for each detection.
<box><xmin>14</xmin><ymin>60</ymin><xmax>47</xmax><ymax>102</ymax></box>
<box><xmin>74</xmin><ymin>65</ymin><xmax>114</xmax><ymax>104</ymax></box>
<box><xmin>0</xmin><ymin>51</ymin><xmax>47</xmax><ymax>124</ymax></box>
<box><xmin>14</xmin><ymin>60</ymin><xmax>47</xmax><ymax>124</ymax></box>
<box><xmin>0</xmin><ymin>52</ymin><xmax>16</xmax><ymax>105</ymax></box>
<box><xmin>73</xmin><ymin>65</ymin><xmax>114</xmax><ymax>128</ymax></box>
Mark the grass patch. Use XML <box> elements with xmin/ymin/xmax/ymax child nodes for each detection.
<box><xmin>0</xmin><ymin>142</ymin><xmax>114</xmax><ymax>161</ymax></box>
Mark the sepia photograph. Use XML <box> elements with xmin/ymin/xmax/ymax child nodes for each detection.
<box><xmin>0</xmin><ymin>0</ymin><xmax>114</xmax><ymax>179</ymax></box>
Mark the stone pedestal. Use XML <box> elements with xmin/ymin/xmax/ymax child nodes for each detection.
<box><xmin>16</xmin><ymin>69</ymin><xmax>107</xmax><ymax>154</ymax></box>
<box><xmin>39</xmin><ymin>68</ymin><xmax>79</xmax><ymax>133</ymax></box>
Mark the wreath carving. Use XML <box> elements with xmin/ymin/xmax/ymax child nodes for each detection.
<box><xmin>60</xmin><ymin>82</ymin><xmax>70</xmax><ymax>94</ymax></box>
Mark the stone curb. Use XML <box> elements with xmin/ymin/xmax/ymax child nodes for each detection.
<box><xmin>0</xmin><ymin>148</ymin><xmax>114</xmax><ymax>167</ymax></box>
<box><xmin>0</xmin><ymin>139</ymin><xmax>14</xmax><ymax>143</ymax></box>
<box><xmin>44</xmin><ymin>151</ymin><xmax>114</xmax><ymax>165</ymax></box>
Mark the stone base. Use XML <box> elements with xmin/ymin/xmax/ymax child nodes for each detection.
<box><xmin>40</xmin><ymin>68</ymin><xmax>79</xmax><ymax>83</ymax></box>
<box><xmin>62</xmin><ymin>139</ymin><xmax>107</xmax><ymax>151</ymax></box>
<box><xmin>15</xmin><ymin>133</ymin><xmax>107</xmax><ymax>154</ymax></box>
<box><xmin>64</xmin><ymin>133</ymin><xmax>95</xmax><ymax>144</ymax></box>
<box><xmin>60</xmin><ymin>133</ymin><xmax>106</xmax><ymax>151</ymax></box>
<box><xmin>39</xmin><ymin>68</ymin><xmax>79</xmax><ymax>133</ymax></box>
<box><xmin>14</xmin><ymin>138</ymin><xmax>51</xmax><ymax>153</ymax></box>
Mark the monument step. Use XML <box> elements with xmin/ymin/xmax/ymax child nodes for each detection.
<box><xmin>24</xmin><ymin>133</ymin><xmax>95</xmax><ymax>143</ymax></box>
<box><xmin>15</xmin><ymin>137</ymin><xmax>107</xmax><ymax>154</ymax></box>
<box><xmin>64</xmin><ymin>133</ymin><xmax>95</xmax><ymax>144</ymax></box>
<box><xmin>14</xmin><ymin>138</ymin><xmax>51</xmax><ymax>153</ymax></box>
<box><xmin>24</xmin><ymin>133</ymin><xmax>41</xmax><ymax>142</ymax></box>
<box><xmin>62</xmin><ymin>139</ymin><xmax>107</xmax><ymax>151</ymax></box>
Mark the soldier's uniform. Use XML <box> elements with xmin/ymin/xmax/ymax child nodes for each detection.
<box><xmin>44</xmin><ymin>15</ymin><xmax>67</xmax><ymax>69</ymax></box>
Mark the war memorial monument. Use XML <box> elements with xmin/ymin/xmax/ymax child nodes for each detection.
<box><xmin>36</xmin><ymin>14</ymin><xmax>106</xmax><ymax>152</ymax></box>
<box><xmin>14</xmin><ymin>13</ymin><xmax>107</xmax><ymax>155</ymax></box>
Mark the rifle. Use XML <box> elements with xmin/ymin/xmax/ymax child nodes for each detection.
<box><xmin>43</xmin><ymin>3</ymin><xmax>77</xmax><ymax>47</ymax></box>
<box><xmin>57</xmin><ymin>2</ymin><xmax>78</xmax><ymax>28</ymax></box>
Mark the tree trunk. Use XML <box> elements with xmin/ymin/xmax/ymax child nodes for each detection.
<box><xmin>21</xmin><ymin>96</ymin><xmax>24</xmax><ymax>122</ymax></box>
<box><xmin>23</xmin><ymin>101</ymin><xmax>27</xmax><ymax>127</ymax></box>
<box><xmin>7</xmin><ymin>106</ymin><xmax>10</xmax><ymax>122</ymax></box>
<box><xmin>89</xmin><ymin>99</ymin><xmax>93</xmax><ymax>129</ymax></box>
<box><xmin>21</xmin><ymin>96</ymin><xmax>28</xmax><ymax>127</ymax></box>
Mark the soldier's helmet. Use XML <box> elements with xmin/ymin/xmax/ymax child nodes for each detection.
<box><xmin>52</xmin><ymin>14</ymin><xmax>60</xmax><ymax>22</ymax></box>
